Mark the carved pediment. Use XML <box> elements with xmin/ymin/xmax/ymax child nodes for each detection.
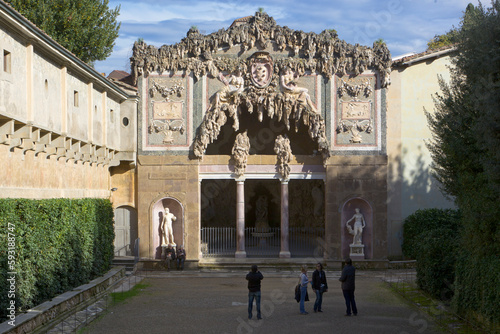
<box><xmin>130</xmin><ymin>12</ymin><xmax>392</xmax><ymax>87</ymax></box>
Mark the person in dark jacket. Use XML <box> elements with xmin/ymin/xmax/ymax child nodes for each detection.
<box><xmin>312</xmin><ymin>263</ymin><xmax>328</xmax><ymax>312</ymax></box>
<box><xmin>339</xmin><ymin>258</ymin><xmax>357</xmax><ymax>316</ymax></box>
<box><xmin>246</xmin><ymin>265</ymin><xmax>264</xmax><ymax>320</ymax></box>
<box><xmin>164</xmin><ymin>245</ymin><xmax>176</xmax><ymax>271</ymax></box>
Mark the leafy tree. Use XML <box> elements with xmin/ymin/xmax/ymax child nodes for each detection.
<box><xmin>6</xmin><ymin>0</ymin><xmax>120</xmax><ymax>64</ymax></box>
<box><xmin>427</xmin><ymin>29</ymin><xmax>459</xmax><ymax>50</ymax></box>
<box><xmin>426</xmin><ymin>1</ymin><xmax>500</xmax><ymax>326</ymax></box>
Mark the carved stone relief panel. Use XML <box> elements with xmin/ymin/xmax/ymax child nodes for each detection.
<box><xmin>145</xmin><ymin>75</ymin><xmax>191</xmax><ymax>149</ymax></box>
<box><xmin>333</xmin><ymin>74</ymin><xmax>379</xmax><ymax>149</ymax></box>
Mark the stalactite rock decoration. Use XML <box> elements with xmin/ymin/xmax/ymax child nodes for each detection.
<box><xmin>132</xmin><ymin>12</ymin><xmax>391</xmax><ymax>163</ymax></box>
<box><xmin>274</xmin><ymin>135</ymin><xmax>292</xmax><ymax>180</ymax></box>
<box><xmin>131</xmin><ymin>12</ymin><xmax>391</xmax><ymax>86</ymax></box>
<box><xmin>231</xmin><ymin>130</ymin><xmax>251</xmax><ymax>176</ymax></box>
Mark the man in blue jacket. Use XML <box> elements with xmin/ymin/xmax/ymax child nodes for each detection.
<box><xmin>246</xmin><ymin>265</ymin><xmax>264</xmax><ymax>320</ymax></box>
<box><xmin>339</xmin><ymin>258</ymin><xmax>357</xmax><ymax>316</ymax></box>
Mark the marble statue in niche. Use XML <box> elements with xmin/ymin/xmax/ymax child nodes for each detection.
<box><xmin>161</xmin><ymin>207</ymin><xmax>177</xmax><ymax>247</ymax></box>
<box><xmin>346</xmin><ymin>208</ymin><xmax>365</xmax><ymax>245</ymax></box>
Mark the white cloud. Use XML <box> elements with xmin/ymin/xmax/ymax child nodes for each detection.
<box><xmin>95</xmin><ymin>0</ymin><xmax>482</xmax><ymax>74</ymax></box>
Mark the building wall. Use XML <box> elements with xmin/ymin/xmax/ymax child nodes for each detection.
<box><xmin>136</xmin><ymin>155</ymin><xmax>200</xmax><ymax>260</ymax></box>
<box><xmin>387</xmin><ymin>55</ymin><xmax>455</xmax><ymax>258</ymax></box>
<box><xmin>325</xmin><ymin>156</ymin><xmax>388</xmax><ymax>262</ymax></box>
<box><xmin>0</xmin><ymin>3</ymin><xmax>135</xmax><ymax>200</ymax></box>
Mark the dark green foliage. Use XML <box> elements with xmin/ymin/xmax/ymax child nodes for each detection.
<box><xmin>402</xmin><ymin>209</ymin><xmax>460</xmax><ymax>300</ymax></box>
<box><xmin>0</xmin><ymin>198</ymin><xmax>114</xmax><ymax>321</ymax></box>
<box><xmin>426</xmin><ymin>1</ymin><xmax>500</xmax><ymax>326</ymax></box>
<box><xmin>6</xmin><ymin>0</ymin><xmax>120</xmax><ymax>63</ymax></box>
<box><xmin>453</xmin><ymin>252</ymin><xmax>500</xmax><ymax>328</ymax></box>
<box><xmin>402</xmin><ymin>208</ymin><xmax>461</xmax><ymax>259</ymax></box>
<box><xmin>414</xmin><ymin>228</ymin><xmax>458</xmax><ymax>300</ymax></box>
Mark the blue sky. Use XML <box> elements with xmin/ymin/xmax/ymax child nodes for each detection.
<box><xmin>94</xmin><ymin>0</ymin><xmax>480</xmax><ymax>76</ymax></box>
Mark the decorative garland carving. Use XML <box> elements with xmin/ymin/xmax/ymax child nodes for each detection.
<box><xmin>336</xmin><ymin>119</ymin><xmax>373</xmax><ymax>143</ymax></box>
<box><xmin>149</xmin><ymin>120</ymin><xmax>185</xmax><ymax>144</ymax></box>
<box><xmin>338</xmin><ymin>78</ymin><xmax>373</xmax><ymax>98</ymax></box>
<box><xmin>149</xmin><ymin>80</ymin><xmax>185</xmax><ymax>100</ymax></box>
<box><xmin>130</xmin><ymin>12</ymin><xmax>392</xmax><ymax>87</ymax></box>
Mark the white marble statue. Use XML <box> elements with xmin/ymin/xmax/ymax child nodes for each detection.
<box><xmin>161</xmin><ymin>207</ymin><xmax>177</xmax><ymax>247</ymax></box>
<box><xmin>346</xmin><ymin>208</ymin><xmax>365</xmax><ymax>245</ymax></box>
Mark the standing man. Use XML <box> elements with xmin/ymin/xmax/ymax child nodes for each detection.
<box><xmin>312</xmin><ymin>263</ymin><xmax>328</xmax><ymax>312</ymax></box>
<box><xmin>246</xmin><ymin>265</ymin><xmax>264</xmax><ymax>320</ymax></box>
<box><xmin>339</xmin><ymin>258</ymin><xmax>357</xmax><ymax>316</ymax></box>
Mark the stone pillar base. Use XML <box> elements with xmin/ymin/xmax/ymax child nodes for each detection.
<box><xmin>279</xmin><ymin>251</ymin><xmax>291</xmax><ymax>258</ymax></box>
<box><xmin>349</xmin><ymin>244</ymin><xmax>365</xmax><ymax>260</ymax></box>
<box><xmin>235</xmin><ymin>251</ymin><xmax>247</xmax><ymax>258</ymax></box>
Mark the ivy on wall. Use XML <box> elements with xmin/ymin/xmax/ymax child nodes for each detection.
<box><xmin>0</xmin><ymin>198</ymin><xmax>114</xmax><ymax>321</ymax></box>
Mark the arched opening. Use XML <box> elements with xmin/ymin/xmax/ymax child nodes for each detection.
<box><xmin>205</xmin><ymin>106</ymin><xmax>317</xmax><ymax>156</ymax></box>
<box><xmin>151</xmin><ymin>197</ymin><xmax>184</xmax><ymax>259</ymax></box>
<box><xmin>341</xmin><ymin>198</ymin><xmax>373</xmax><ymax>259</ymax></box>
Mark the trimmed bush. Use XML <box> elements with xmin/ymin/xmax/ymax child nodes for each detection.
<box><xmin>453</xmin><ymin>251</ymin><xmax>500</xmax><ymax>330</ymax></box>
<box><xmin>0</xmin><ymin>198</ymin><xmax>114</xmax><ymax>321</ymax></box>
<box><xmin>402</xmin><ymin>209</ymin><xmax>460</xmax><ymax>300</ymax></box>
<box><xmin>402</xmin><ymin>208</ymin><xmax>461</xmax><ymax>259</ymax></box>
<box><xmin>414</xmin><ymin>227</ymin><xmax>458</xmax><ymax>300</ymax></box>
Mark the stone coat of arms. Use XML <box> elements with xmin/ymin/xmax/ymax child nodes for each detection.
<box><xmin>249</xmin><ymin>52</ymin><xmax>273</xmax><ymax>88</ymax></box>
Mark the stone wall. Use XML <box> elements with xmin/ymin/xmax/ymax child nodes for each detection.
<box><xmin>137</xmin><ymin>155</ymin><xmax>200</xmax><ymax>260</ymax></box>
<box><xmin>325</xmin><ymin>155</ymin><xmax>388</xmax><ymax>261</ymax></box>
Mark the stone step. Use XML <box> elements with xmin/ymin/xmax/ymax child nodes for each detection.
<box><xmin>112</xmin><ymin>256</ymin><xmax>136</xmax><ymax>272</ymax></box>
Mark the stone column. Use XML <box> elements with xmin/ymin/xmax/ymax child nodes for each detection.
<box><xmin>235</xmin><ymin>179</ymin><xmax>246</xmax><ymax>258</ymax></box>
<box><xmin>279</xmin><ymin>180</ymin><xmax>291</xmax><ymax>258</ymax></box>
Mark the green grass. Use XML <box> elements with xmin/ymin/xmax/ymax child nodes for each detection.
<box><xmin>110</xmin><ymin>282</ymin><xmax>150</xmax><ymax>305</ymax></box>
<box><xmin>387</xmin><ymin>280</ymin><xmax>487</xmax><ymax>333</ymax></box>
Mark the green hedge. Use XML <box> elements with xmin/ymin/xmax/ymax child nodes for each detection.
<box><xmin>0</xmin><ymin>198</ymin><xmax>114</xmax><ymax>321</ymax></box>
<box><xmin>453</xmin><ymin>249</ymin><xmax>500</xmax><ymax>329</ymax></box>
<box><xmin>402</xmin><ymin>208</ymin><xmax>461</xmax><ymax>259</ymax></box>
<box><xmin>402</xmin><ymin>209</ymin><xmax>461</xmax><ymax>300</ymax></box>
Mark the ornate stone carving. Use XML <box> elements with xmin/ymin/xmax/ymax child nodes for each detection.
<box><xmin>231</xmin><ymin>131</ymin><xmax>250</xmax><ymax>176</ymax></box>
<box><xmin>338</xmin><ymin>78</ymin><xmax>373</xmax><ymax>98</ymax></box>
<box><xmin>132</xmin><ymin>12</ymin><xmax>389</xmax><ymax>160</ymax></box>
<box><xmin>341</xmin><ymin>101</ymin><xmax>371</xmax><ymax>119</ymax></box>
<box><xmin>336</xmin><ymin>119</ymin><xmax>372</xmax><ymax>143</ymax></box>
<box><xmin>149</xmin><ymin>80</ymin><xmax>185</xmax><ymax>101</ymax></box>
<box><xmin>274</xmin><ymin>135</ymin><xmax>292</xmax><ymax>180</ymax></box>
<box><xmin>249</xmin><ymin>52</ymin><xmax>273</xmax><ymax>88</ymax></box>
<box><xmin>280</xmin><ymin>66</ymin><xmax>318</xmax><ymax>114</ymax></box>
<box><xmin>130</xmin><ymin>12</ymin><xmax>392</xmax><ymax>87</ymax></box>
<box><xmin>213</xmin><ymin>68</ymin><xmax>245</xmax><ymax>131</ymax></box>
<box><xmin>149</xmin><ymin>119</ymin><xmax>185</xmax><ymax>144</ymax></box>
<box><xmin>192</xmin><ymin>54</ymin><xmax>331</xmax><ymax>166</ymax></box>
